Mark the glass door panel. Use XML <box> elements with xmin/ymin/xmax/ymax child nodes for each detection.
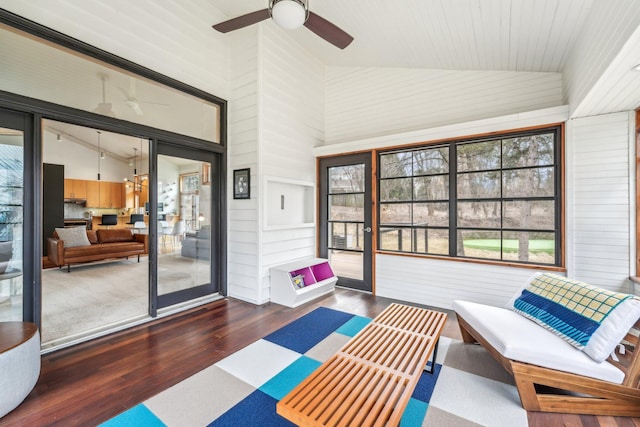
<box><xmin>320</xmin><ymin>154</ymin><xmax>372</xmax><ymax>292</ymax></box>
<box><xmin>0</xmin><ymin>126</ymin><xmax>23</xmax><ymax>321</ymax></box>
<box><xmin>156</xmin><ymin>146</ymin><xmax>216</xmax><ymax>308</ymax></box>
<box><xmin>40</xmin><ymin>120</ymin><xmax>150</xmax><ymax>347</ymax></box>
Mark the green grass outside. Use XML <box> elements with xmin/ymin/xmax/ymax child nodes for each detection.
<box><xmin>463</xmin><ymin>239</ymin><xmax>555</xmax><ymax>254</ymax></box>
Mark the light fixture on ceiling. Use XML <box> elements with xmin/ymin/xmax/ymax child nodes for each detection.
<box><xmin>270</xmin><ymin>0</ymin><xmax>308</xmax><ymax>29</ymax></box>
<box><xmin>100</xmin><ymin>151</ymin><xmax>106</xmax><ymax>160</ymax></box>
<box><xmin>96</xmin><ymin>131</ymin><xmax>102</xmax><ymax>181</ymax></box>
<box><xmin>124</xmin><ymin>147</ymin><xmax>138</xmax><ymax>182</ymax></box>
<box><xmin>56</xmin><ymin>133</ymin><xmax>64</xmax><ymax>142</ymax></box>
<box><xmin>632</xmin><ymin>64</ymin><xmax>640</xmax><ymax>72</ymax></box>
<box><xmin>94</xmin><ymin>73</ymin><xmax>117</xmax><ymax>118</ymax></box>
<box><xmin>133</xmin><ymin>147</ymin><xmax>138</xmax><ymax>176</ymax></box>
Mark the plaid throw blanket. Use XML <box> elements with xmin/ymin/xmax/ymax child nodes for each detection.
<box><xmin>513</xmin><ymin>273</ymin><xmax>632</xmax><ymax>349</ymax></box>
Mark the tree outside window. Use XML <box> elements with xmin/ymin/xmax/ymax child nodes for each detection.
<box><xmin>378</xmin><ymin>127</ymin><xmax>561</xmax><ymax>266</ymax></box>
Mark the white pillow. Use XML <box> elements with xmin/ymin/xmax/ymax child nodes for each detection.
<box><xmin>583</xmin><ymin>297</ymin><xmax>640</xmax><ymax>362</ymax></box>
<box><xmin>55</xmin><ymin>227</ymin><xmax>91</xmax><ymax>248</ymax></box>
<box><xmin>509</xmin><ymin>272</ymin><xmax>640</xmax><ymax>362</ymax></box>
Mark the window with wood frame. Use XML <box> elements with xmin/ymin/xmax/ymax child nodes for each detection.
<box><xmin>378</xmin><ymin>126</ymin><xmax>562</xmax><ymax>266</ymax></box>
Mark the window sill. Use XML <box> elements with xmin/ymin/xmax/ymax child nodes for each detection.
<box><xmin>375</xmin><ymin>250</ymin><xmax>566</xmax><ymax>272</ymax></box>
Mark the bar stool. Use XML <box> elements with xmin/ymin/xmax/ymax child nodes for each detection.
<box><xmin>99</xmin><ymin>214</ymin><xmax>118</xmax><ymax>228</ymax></box>
<box><xmin>133</xmin><ymin>221</ymin><xmax>147</xmax><ymax>234</ymax></box>
<box><xmin>126</xmin><ymin>214</ymin><xmax>144</xmax><ymax>227</ymax></box>
<box><xmin>158</xmin><ymin>221</ymin><xmax>172</xmax><ymax>246</ymax></box>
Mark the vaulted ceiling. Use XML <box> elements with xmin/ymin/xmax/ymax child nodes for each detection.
<box><xmin>212</xmin><ymin>0</ymin><xmax>594</xmax><ymax>72</ymax></box>
<box><xmin>211</xmin><ymin>0</ymin><xmax>640</xmax><ymax>117</ymax></box>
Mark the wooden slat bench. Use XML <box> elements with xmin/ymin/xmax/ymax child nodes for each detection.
<box><xmin>277</xmin><ymin>303</ymin><xmax>447</xmax><ymax>427</ymax></box>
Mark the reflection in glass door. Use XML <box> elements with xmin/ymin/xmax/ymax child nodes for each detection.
<box><xmin>320</xmin><ymin>153</ymin><xmax>372</xmax><ymax>292</ymax></box>
<box><xmin>0</xmin><ymin>124</ymin><xmax>23</xmax><ymax>321</ymax></box>
<box><xmin>156</xmin><ymin>147</ymin><xmax>216</xmax><ymax>308</ymax></box>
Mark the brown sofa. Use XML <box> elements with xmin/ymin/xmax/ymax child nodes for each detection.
<box><xmin>47</xmin><ymin>229</ymin><xmax>148</xmax><ymax>272</ymax></box>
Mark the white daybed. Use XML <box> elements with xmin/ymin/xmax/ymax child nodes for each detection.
<box><xmin>453</xmin><ymin>273</ymin><xmax>640</xmax><ymax>416</ymax></box>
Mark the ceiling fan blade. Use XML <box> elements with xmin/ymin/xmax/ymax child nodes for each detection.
<box><xmin>117</xmin><ymin>87</ymin><xmax>130</xmax><ymax>100</ymax></box>
<box><xmin>304</xmin><ymin>11</ymin><xmax>353</xmax><ymax>49</ymax></box>
<box><xmin>126</xmin><ymin>100</ymin><xmax>144</xmax><ymax>115</ymax></box>
<box><xmin>213</xmin><ymin>9</ymin><xmax>270</xmax><ymax>33</ymax></box>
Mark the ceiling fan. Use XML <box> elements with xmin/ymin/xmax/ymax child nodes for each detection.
<box><xmin>213</xmin><ymin>0</ymin><xmax>353</xmax><ymax>49</ymax></box>
<box><xmin>118</xmin><ymin>78</ymin><xmax>168</xmax><ymax>116</ymax></box>
<box><xmin>94</xmin><ymin>73</ymin><xmax>116</xmax><ymax>118</ymax></box>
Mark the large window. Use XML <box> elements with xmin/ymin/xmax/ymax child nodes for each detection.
<box><xmin>378</xmin><ymin>127</ymin><xmax>561</xmax><ymax>266</ymax></box>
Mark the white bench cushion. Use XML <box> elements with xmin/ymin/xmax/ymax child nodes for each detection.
<box><xmin>453</xmin><ymin>300</ymin><xmax>624</xmax><ymax>384</ymax></box>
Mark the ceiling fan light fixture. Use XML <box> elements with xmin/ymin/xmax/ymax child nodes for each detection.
<box><xmin>271</xmin><ymin>0</ymin><xmax>306</xmax><ymax>29</ymax></box>
<box><xmin>94</xmin><ymin>103</ymin><xmax>117</xmax><ymax>118</ymax></box>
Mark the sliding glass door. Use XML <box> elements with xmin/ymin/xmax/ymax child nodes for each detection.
<box><xmin>0</xmin><ymin>109</ymin><xmax>26</xmax><ymax>322</ymax></box>
<box><xmin>155</xmin><ymin>143</ymin><xmax>220</xmax><ymax>309</ymax></box>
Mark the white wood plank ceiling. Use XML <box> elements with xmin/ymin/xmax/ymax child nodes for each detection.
<box><xmin>212</xmin><ymin>0</ymin><xmax>594</xmax><ymax>72</ymax></box>
<box><xmin>212</xmin><ymin>0</ymin><xmax>640</xmax><ymax>117</ymax></box>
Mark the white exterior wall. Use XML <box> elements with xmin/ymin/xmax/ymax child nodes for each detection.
<box><xmin>227</xmin><ymin>27</ymin><xmax>260</xmax><ymax>303</ymax></box>
<box><xmin>258</xmin><ymin>25</ymin><xmax>324</xmax><ymax>303</ymax></box>
<box><xmin>566</xmin><ymin>112</ymin><xmax>635</xmax><ymax>291</ymax></box>
<box><xmin>228</xmin><ymin>25</ymin><xmax>324</xmax><ymax>304</ymax></box>
<box><xmin>376</xmin><ymin>255</ymin><xmax>539</xmax><ymax>309</ymax></box>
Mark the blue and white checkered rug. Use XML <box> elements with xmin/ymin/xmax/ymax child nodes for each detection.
<box><xmin>101</xmin><ymin>307</ymin><xmax>527</xmax><ymax>427</ymax></box>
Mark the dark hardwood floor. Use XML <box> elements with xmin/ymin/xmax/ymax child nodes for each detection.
<box><xmin>1</xmin><ymin>289</ymin><xmax>638</xmax><ymax>426</ymax></box>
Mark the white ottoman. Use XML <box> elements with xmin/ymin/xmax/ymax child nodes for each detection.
<box><xmin>0</xmin><ymin>322</ymin><xmax>40</xmax><ymax>418</ymax></box>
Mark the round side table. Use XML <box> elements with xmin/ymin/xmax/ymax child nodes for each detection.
<box><xmin>0</xmin><ymin>322</ymin><xmax>40</xmax><ymax>418</ymax></box>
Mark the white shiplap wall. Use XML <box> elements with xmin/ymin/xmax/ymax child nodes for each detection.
<box><xmin>324</xmin><ymin>67</ymin><xmax>563</xmax><ymax>144</ymax></box>
<box><xmin>563</xmin><ymin>0</ymin><xmax>640</xmax><ymax>118</ymax></box>
<box><xmin>227</xmin><ymin>27</ymin><xmax>260</xmax><ymax>303</ymax></box>
<box><xmin>376</xmin><ymin>255</ymin><xmax>542</xmax><ymax>309</ymax></box>
<box><xmin>258</xmin><ymin>25</ymin><xmax>324</xmax><ymax>303</ymax></box>
<box><xmin>227</xmin><ymin>24</ymin><xmax>325</xmax><ymax>304</ymax></box>
<box><xmin>566</xmin><ymin>112</ymin><xmax>634</xmax><ymax>291</ymax></box>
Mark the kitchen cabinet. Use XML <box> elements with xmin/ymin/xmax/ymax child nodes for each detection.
<box><xmin>98</xmin><ymin>181</ymin><xmax>124</xmax><ymax>208</ymax></box>
<box><xmin>64</xmin><ymin>179</ymin><xmax>87</xmax><ymax>199</ymax></box>
<box><xmin>86</xmin><ymin>180</ymin><xmax>99</xmax><ymax>207</ymax></box>
<box><xmin>111</xmin><ymin>181</ymin><xmax>124</xmax><ymax>208</ymax></box>
<box><xmin>64</xmin><ymin>179</ymin><xmax>123</xmax><ymax>208</ymax></box>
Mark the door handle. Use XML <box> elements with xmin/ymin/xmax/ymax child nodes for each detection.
<box><xmin>363</xmin><ymin>227</ymin><xmax>372</xmax><ymax>233</ymax></box>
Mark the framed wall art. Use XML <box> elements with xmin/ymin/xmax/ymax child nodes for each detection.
<box><xmin>233</xmin><ymin>168</ymin><xmax>250</xmax><ymax>199</ymax></box>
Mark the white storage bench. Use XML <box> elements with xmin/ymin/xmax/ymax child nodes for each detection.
<box><xmin>270</xmin><ymin>258</ymin><xmax>337</xmax><ymax>307</ymax></box>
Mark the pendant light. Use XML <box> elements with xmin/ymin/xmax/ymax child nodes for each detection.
<box><xmin>96</xmin><ymin>131</ymin><xmax>101</xmax><ymax>181</ymax></box>
<box><xmin>133</xmin><ymin>147</ymin><xmax>138</xmax><ymax>176</ymax></box>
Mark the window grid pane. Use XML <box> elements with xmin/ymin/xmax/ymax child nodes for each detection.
<box><xmin>378</xmin><ymin>127</ymin><xmax>559</xmax><ymax>266</ymax></box>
